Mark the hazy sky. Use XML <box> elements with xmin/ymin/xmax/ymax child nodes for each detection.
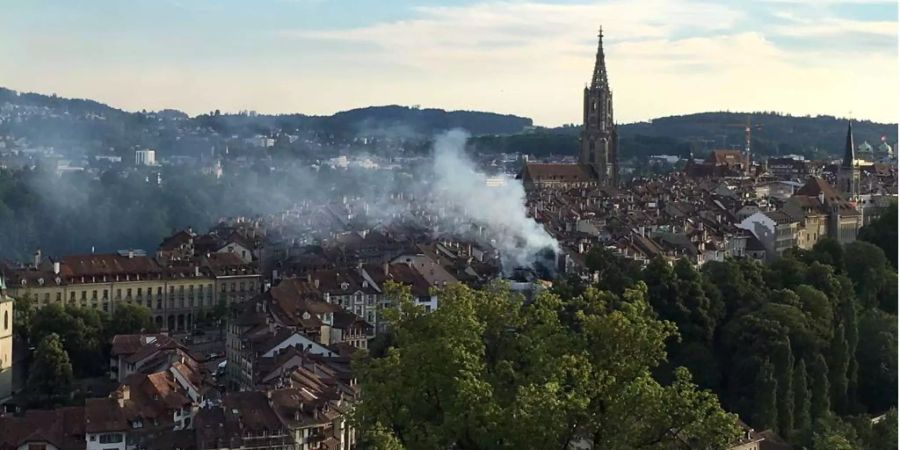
<box><xmin>0</xmin><ymin>0</ymin><xmax>896</xmax><ymax>126</ymax></box>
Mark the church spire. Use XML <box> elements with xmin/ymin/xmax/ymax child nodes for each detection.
<box><xmin>591</xmin><ymin>26</ymin><xmax>609</xmax><ymax>90</ymax></box>
<box><xmin>843</xmin><ymin>120</ymin><xmax>855</xmax><ymax>168</ymax></box>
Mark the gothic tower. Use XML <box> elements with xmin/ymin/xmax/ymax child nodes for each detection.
<box><xmin>838</xmin><ymin>120</ymin><xmax>860</xmax><ymax>202</ymax></box>
<box><xmin>579</xmin><ymin>26</ymin><xmax>618</xmax><ymax>186</ymax></box>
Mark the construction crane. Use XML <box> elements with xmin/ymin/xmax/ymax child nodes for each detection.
<box><xmin>723</xmin><ymin>116</ymin><xmax>763</xmax><ymax>154</ymax></box>
<box><xmin>722</xmin><ymin>116</ymin><xmax>764</xmax><ymax>175</ymax></box>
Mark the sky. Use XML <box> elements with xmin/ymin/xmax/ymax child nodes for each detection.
<box><xmin>0</xmin><ymin>0</ymin><xmax>897</xmax><ymax>126</ymax></box>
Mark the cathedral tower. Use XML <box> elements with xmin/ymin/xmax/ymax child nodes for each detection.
<box><xmin>579</xmin><ymin>26</ymin><xmax>618</xmax><ymax>186</ymax></box>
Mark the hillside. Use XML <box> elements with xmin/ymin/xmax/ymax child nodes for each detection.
<box><xmin>1</xmin><ymin>87</ymin><xmax>895</xmax><ymax>161</ymax></box>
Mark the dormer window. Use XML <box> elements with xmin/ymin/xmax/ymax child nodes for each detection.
<box><xmin>341</xmin><ymin>282</ymin><xmax>349</xmax><ymax>290</ymax></box>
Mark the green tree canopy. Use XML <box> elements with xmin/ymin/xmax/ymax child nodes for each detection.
<box><xmin>104</xmin><ymin>303</ymin><xmax>156</xmax><ymax>338</ymax></box>
<box><xmin>353</xmin><ymin>281</ymin><xmax>739</xmax><ymax>450</ymax></box>
<box><xmin>26</xmin><ymin>333</ymin><xmax>74</xmax><ymax>406</ymax></box>
<box><xmin>858</xmin><ymin>201</ymin><xmax>897</xmax><ymax>269</ymax></box>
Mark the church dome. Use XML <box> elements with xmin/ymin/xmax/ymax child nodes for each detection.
<box><xmin>878</xmin><ymin>141</ymin><xmax>893</xmax><ymax>156</ymax></box>
<box><xmin>857</xmin><ymin>140</ymin><xmax>873</xmax><ymax>154</ymax></box>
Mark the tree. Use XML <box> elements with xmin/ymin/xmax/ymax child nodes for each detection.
<box><xmin>810</xmin><ymin>354</ymin><xmax>831</xmax><ymax>420</ymax></box>
<box><xmin>810</xmin><ymin>413</ymin><xmax>862</xmax><ymax>450</ymax></box>
<box><xmin>752</xmin><ymin>360</ymin><xmax>778</xmax><ymax>431</ymax></box>
<box><xmin>829</xmin><ymin>325</ymin><xmax>850</xmax><ymax>413</ymax></box>
<box><xmin>584</xmin><ymin>247</ymin><xmax>643</xmax><ymax>294</ymax></box>
<box><xmin>354</xmin><ymin>281</ymin><xmax>740</xmax><ymax>450</ymax></box>
<box><xmin>773</xmin><ymin>340</ymin><xmax>795</xmax><ymax>435</ymax></box>
<box><xmin>29</xmin><ymin>304</ymin><xmax>106</xmax><ymax>377</ymax></box>
<box><xmin>12</xmin><ymin>291</ymin><xmax>35</xmax><ymax>341</ymax></box>
<box><xmin>811</xmin><ymin>237</ymin><xmax>844</xmax><ymax>271</ymax></box>
<box><xmin>844</xmin><ymin>241</ymin><xmax>890</xmax><ymax>308</ymax></box>
<box><xmin>858</xmin><ymin>201</ymin><xmax>897</xmax><ymax>269</ymax></box>
<box><xmin>856</xmin><ymin>309</ymin><xmax>898</xmax><ymax>413</ymax></box>
<box><xmin>642</xmin><ymin>258</ymin><xmax>724</xmax><ymax>388</ymax></box>
<box><xmin>27</xmin><ymin>333</ymin><xmax>74</xmax><ymax>406</ymax></box>
<box><xmin>105</xmin><ymin>303</ymin><xmax>156</xmax><ymax>338</ymax></box>
<box><xmin>793</xmin><ymin>285</ymin><xmax>834</xmax><ymax>346</ymax></box>
<box><xmin>868</xmin><ymin>409</ymin><xmax>898</xmax><ymax>450</ymax></box>
<box><xmin>794</xmin><ymin>359</ymin><xmax>812</xmax><ymax>434</ymax></box>
<box><xmin>877</xmin><ymin>271</ymin><xmax>898</xmax><ymax>314</ymax></box>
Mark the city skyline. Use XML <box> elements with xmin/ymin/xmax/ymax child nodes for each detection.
<box><xmin>0</xmin><ymin>0</ymin><xmax>897</xmax><ymax>126</ymax></box>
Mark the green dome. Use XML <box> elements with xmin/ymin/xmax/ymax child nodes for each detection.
<box><xmin>857</xmin><ymin>140</ymin><xmax>873</xmax><ymax>153</ymax></box>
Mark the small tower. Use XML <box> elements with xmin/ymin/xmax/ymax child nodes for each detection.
<box><xmin>0</xmin><ymin>275</ymin><xmax>13</xmax><ymax>403</ymax></box>
<box><xmin>838</xmin><ymin>120</ymin><xmax>860</xmax><ymax>202</ymax></box>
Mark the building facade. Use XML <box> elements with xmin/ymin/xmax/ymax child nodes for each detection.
<box><xmin>2</xmin><ymin>251</ymin><xmax>260</xmax><ymax>332</ymax></box>
<box><xmin>0</xmin><ymin>276</ymin><xmax>12</xmax><ymax>403</ymax></box>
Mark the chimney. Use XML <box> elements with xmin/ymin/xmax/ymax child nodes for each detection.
<box><xmin>314</xmin><ymin>279</ymin><xmax>319</xmax><ymax>288</ymax></box>
<box><xmin>383</xmin><ymin>262</ymin><xmax>389</xmax><ymax>277</ymax></box>
<box><xmin>128</xmin><ymin>249</ymin><xmax>134</xmax><ymax>259</ymax></box>
<box><xmin>307</xmin><ymin>273</ymin><xmax>312</xmax><ymax>283</ymax></box>
<box><xmin>53</xmin><ymin>261</ymin><xmax>60</xmax><ymax>275</ymax></box>
<box><xmin>194</xmin><ymin>266</ymin><xmax>200</xmax><ymax>277</ymax></box>
<box><xmin>33</xmin><ymin>249</ymin><xmax>41</xmax><ymax>268</ymax></box>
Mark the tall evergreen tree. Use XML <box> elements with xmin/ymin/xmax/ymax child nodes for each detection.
<box><xmin>794</xmin><ymin>359</ymin><xmax>812</xmax><ymax>433</ymax></box>
<box><xmin>773</xmin><ymin>339</ymin><xmax>795</xmax><ymax>436</ymax></box>
<box><xmin>26</xmin><ymin>333</ymin><xmax>74</xmax><ymax>406</ymax></box>
<box><xmin>753</xmin><ymin>360</ymin><xmax>779</xmax><ymax>431</ymax></box>
<box><xmin>810</xmin><ymin>354</ymin><xmax>831</xmax><ymax>420</ymax></box>
<box><xmin>841</xmin><ymin>300</ymin><xmax>860</xmax><ymax>412</ymax></box>
<box><xmin>829</xmin><ymin>324</ymin><xmax>850</xmax><ymax>413</ymax></box>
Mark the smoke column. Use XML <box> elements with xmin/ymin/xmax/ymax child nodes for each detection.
<box><xmin>427</xmin><ymin>129</ymin><xmax>559</xmax><ymax>270</ymax></box>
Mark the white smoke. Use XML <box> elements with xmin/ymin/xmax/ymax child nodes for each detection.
<box><xmin>427</xmin><ymin>129</ymin><xmax>559</xmax><ymax>270</ymax></box>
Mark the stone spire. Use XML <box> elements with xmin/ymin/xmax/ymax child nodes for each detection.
<box><xmin>842</xmin><ymin>120</ymin><xmax>855</xmax><ymax>168</ymax></box>
<box><xmin>591</xmin><ymin>26</ymin><xmax>609</xmax><ymax>90</ymax></box>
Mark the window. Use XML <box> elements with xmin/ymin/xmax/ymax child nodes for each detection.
<box><xmin>3</xmin><ymin>311</ymin><xmax>7</xmax><ymax>330</ymax></box>
<box><xmin>92</xmin><ymin>290</ymin><xmax>98</xmax><ymax>300</ymax></box>
<box><xmin>99</xmin><ymin>433</ymin><xmax>124</xmax><ymax>444</ymax></box>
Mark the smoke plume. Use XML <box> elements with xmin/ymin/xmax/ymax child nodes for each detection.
<box><xmin>426</xmin><ymin>129</ymin><xmax>559</xmax><ymax>270</ymax></box>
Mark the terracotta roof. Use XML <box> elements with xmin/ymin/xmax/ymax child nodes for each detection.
<box><xmin>60</xmin><ymin>254</ymin><xmax>163</xmax><ymax>278</ymax></box>
<box><xmin>520</xmin><ymin>163</ymin><xmax>597</xmax><ymax>183</ymax></box>
<box><xmin>794</xmin><ymin>177</ymin><xmax>843</xmax><ymax>202</ymax></box>
<box><xmin>0</xmin><ymin>407</ymin><xmax>85</xmax><ymax>450</ymax></box>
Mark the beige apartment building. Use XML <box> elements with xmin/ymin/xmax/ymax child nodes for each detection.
<box><xmin>2</xmin><ymin>250</ymin><xmax>259</xmax><ymax>332</ymax></box>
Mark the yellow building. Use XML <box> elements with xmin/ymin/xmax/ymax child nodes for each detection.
<box><xmin>3</xmin><ymin>251</ymin><xmax>259</xmax><ymax>332</ymax></box>
<box><xmin>0</xmin><ymin>276</ymin><xmax>13</xmax><ymax>403</ymax></box>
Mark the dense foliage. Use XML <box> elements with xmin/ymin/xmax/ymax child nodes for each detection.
<box><xmin>552</xmin><ymin>234</ymin><xmax>897</xmax><ymax>449</ymax></box>
<box><xmin>354</xmin><ymin>281</ymin><xmax>740</xmax><ymax>449</ymax></box>
<box><xmin>26</xmin><ymin>333</ymin><xmax>74</xmax><ymax>407</ymax></box>
<box><xmin>859</xmin><ymin>202</ymin><xmax>898</xmax><ymax>269</ymax></box>
<box><xmin>15</xmin><ymin>295</ymin><xmax>156</xmax><ymax>378</ymax></box>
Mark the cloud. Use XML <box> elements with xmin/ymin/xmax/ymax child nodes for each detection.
<box><xmin>1</xmin><ymin>0</ymin><xmax>895</xmax><ymax>125</ymax></box>
<box><xmin>275</xmin><ymin>0</ymin><xmax>896</xmax><ymax>124</ymax></box>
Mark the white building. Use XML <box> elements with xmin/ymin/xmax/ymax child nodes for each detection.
<box><xmin>135</xmin><ymin>149</ymin><xmax>157</xmax><ymax>166</ymax></box>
